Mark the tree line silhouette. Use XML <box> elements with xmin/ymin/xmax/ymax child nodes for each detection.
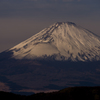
<box><xmin>0</xmin><ymin>86</ymin><xmax>100</xmax><ymax>100</ymax></box>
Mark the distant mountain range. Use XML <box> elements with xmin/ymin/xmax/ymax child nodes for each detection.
<box><xmin>0</xmin><ymin>22</ymin><xmax>100</xmax><ymax>95</ymax></box>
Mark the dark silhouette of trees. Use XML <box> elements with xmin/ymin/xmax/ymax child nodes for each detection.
<box><xmin>0</xmin><ymin>87</ymin><xmax>100</xmax><ymax>100</ymax></box>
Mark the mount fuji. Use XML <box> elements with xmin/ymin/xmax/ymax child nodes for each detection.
<box><xmin>7</xmin><ymin>22</ymin><xmax>100</xmax><ymax>61</ymax></box>
<box><xmin>0</xmin><ymin>22</ymin><xmax>100</xmax><ymax>94</ymax></box>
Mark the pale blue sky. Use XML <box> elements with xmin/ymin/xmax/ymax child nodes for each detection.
<box><xmin>0</xmin><ymin>0</ymin><xmax>100</xmax><ymax>52</ymax></box>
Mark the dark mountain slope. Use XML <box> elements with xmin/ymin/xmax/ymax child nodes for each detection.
<box><xmin>0</xmin><ymin>59</ymin><xmax>100</xmax><ymax>93</ymax></box>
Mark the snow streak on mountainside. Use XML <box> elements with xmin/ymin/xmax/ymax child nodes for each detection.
<box><xmin>9</xmin><ymin>22</ymin><xmax>100</xmax><ymax>61</ymax></box>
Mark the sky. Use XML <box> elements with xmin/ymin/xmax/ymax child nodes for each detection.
<box><xmin>0</xmin><ymin>0</ymin><xmax>100</xmax><ymax>52</ymax></box>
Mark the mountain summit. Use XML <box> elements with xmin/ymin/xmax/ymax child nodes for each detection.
<box><xmin>9</xmin><ymin>22</ymin><xmax>100</xmax><ymax>61</ymax></box>
<box><xmin>0</xmin><ymin>22</ymin><xmax>100</xmax><ymax>94</ymax></box>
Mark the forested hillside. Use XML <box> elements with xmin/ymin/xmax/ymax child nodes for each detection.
<box><xmin>0</xmin><ymin>87</ymin><xmax>100</xmax><ymax>100</ymax></box>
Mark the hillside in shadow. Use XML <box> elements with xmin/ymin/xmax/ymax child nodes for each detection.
<box><xmin>0</xmin><ymin>87</ymin><xmax>100</xmax><ymax>100</ymax></box>
<box><xmin>0</xmin><ymin>58</ymin><xmax>100</xmax><ymax>93</ymax></box>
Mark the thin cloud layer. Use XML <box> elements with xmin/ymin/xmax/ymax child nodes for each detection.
<box><xmin>0</xmin><ymin>0</ymin><xmax>99</xmax><ymax>18</ymax></box>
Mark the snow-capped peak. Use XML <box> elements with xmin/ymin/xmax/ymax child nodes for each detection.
<box><xmin>9</xmin><ymin>22</ymin><xmax>100</xmax><ymax>61</ymax></box>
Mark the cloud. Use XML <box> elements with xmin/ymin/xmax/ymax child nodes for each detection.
<box><xmin>0</xmin><ymin>0</ymin><xmax>99</xmax><ymax>19</ymax></box>
<box><xmin>24</xmin><ymin>0</ymin><xmax>74</xmax><ymax>1</ymax></box>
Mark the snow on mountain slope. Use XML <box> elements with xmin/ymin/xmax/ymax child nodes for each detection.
<box><xmin>9</xmin><ymin>22</ymin><xmax>100</xmax><ymax>61</ymax></box>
